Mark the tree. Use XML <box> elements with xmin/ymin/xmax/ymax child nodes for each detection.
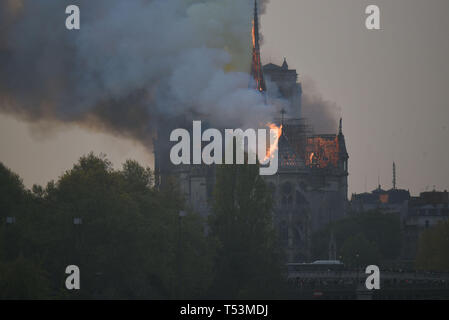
<box><xmin>0</xmin><ymin>162</ymin><xmax>31</xmax><ymax>261</ymax></box>
<box><xmin>340</xmin><ymin>233</ymin><xmax>381</xmax><ymax>268</ymax></box>
<box><xmin>0</xmin><ymin>162</ymin><xmax>26</xmax><ymax>220</ymax></box>
<box><xmin>311</xmin><ymin>210</ymin><xmax>402</xmax><ymax>266</ymax></box>
<box><xmin>0</xmin><ymin>255</ymin><xmax>51</xmax><ymax>299</ymax></box>
<box><xmin>416</xmin><ymin>221</ymin><xmax>449</xmax><ymax>271</ymax></box>
<box><xmin>208</xmin><ymin>160</ymin><xmax>285</xmax><ymax>299</ymax></box>
<box><xmin>0</xmin><ymin>154</ymin><xmax>215</xmax><ymax>299</ymax></box>
<box><xmin>121</xmin><ymin>159</ymin><xmax>154</xmax><ymax>193</ymax></box>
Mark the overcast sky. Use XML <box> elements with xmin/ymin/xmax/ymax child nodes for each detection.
<box><xmin>1</xmin><ymin>0</ymin><xmax>448</xmax><ymax>196</ymax></box>
<box><xmin>261</xmin><ymin>0</ymin><xmax>449</xmax><ymax>195</ymax></box>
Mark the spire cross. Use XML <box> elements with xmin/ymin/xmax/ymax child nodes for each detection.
<box><xmin>280</xmin><ymin>108</ymin><xmax>286</xmax><ymax>126</ymax></box>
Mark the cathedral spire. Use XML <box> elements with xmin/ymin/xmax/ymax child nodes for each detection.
<box><xmin>250</xmin><ymin>0</ymin><xmax>266</xmax><ymax>93</ymax></box>
<box><xmin>253</xmin><ymin>0</ymin><xmax>260</xmax><ymax>51</ymax></box>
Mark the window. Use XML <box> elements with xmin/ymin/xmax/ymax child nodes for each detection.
<box><xmin>293</xmin><ymin>228</ymin><xmax>302</xmax><ymax>246</ymax></box>
<box><xmin>268</xmin><ymin>183</ymin><xmax>276</xmax><ymax>198</ymax></box>
<box><xmin>279</xmin><ymin>222</ymin><xmax>288</xmax><ymax>246</ymax></box>
<box><xmin>282</xmin><ymin>182</ymin><xmax>293</xmax><ymax>209</ymax></box>
<box><xmin>282</xmin><ymin>182</ymin><xmax>292</xmax><ymax>195</ymax></box>
<box><xmin>6</xmin><ymin>217</ymin><xmax>16</xmax><ymax>224</ymax></box>
<box><xmin>296</xmin><ymin>190</ymin><xmax>308</xmax><ymax>207</ymax></box>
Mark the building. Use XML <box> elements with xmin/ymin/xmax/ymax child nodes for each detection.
<box><xmin>351</xmin><ymin>186</ymin><xmax>411</xmax><ymax>215</ymax></box>
<box><xmin>153</xmin><ymin>0</ymin><xmax>349</xmax><ymax>262</ymax></box>
<box><xmin>351</xmin><ymin>163</ymin><xmax>411</xmax><ymax>215</ymax></box>
<box><xmin>263</xmin><ymin>59</ymin><xmax>302</xmax><ymax>118</ymax></box>
<box><xmin>262</xmin><ymin>115</ymin><xmax>348</xmax><ymax>261</ymax></box>
<box><xmin>402</xmin><ymin>190</ymin><xmax>449</xmax><ymax>260</ymax></box>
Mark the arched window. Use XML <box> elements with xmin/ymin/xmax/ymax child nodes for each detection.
<box><xmin>296</xmin><ymin>190</ymin><xmax>304</xmax><ymax>206</ymax></box>
<box><xmin>279</xmin><ymin>221</ymin><xmax>288</xmax><ymax>246</ymax></box>
<box><xmin>293</xmin><ymin>227</ymin><xmax>302</xmax><ymax>246</ymax></box>
<box><xmin>281</xmin><ymin>182</ymin><xmax>293</xmax><ymax>209</ymax></box>
<box><xmin>268</xmin><ymin>182</ymin><xmax>276</xmax><ymax>198</ymax></box>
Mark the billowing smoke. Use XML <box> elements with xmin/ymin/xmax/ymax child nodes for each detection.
<box><xmin>0</xmin><ymin>0</ymin><xmax>272</xmax><ymax>149</ymax></box>
<box><xmin>300</xmin><ymin>77</ymin><xmax>341</xmax><ymax>134</ymax></box>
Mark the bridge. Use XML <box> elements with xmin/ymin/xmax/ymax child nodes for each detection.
<box><xmin>287</xmin><ymin>270</ymin><xmax>449</xmax><ymax>299</ymax></box>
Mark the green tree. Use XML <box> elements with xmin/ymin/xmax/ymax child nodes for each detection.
<box><xmin>0</xmin><ymin>162</ymin><xmax>33</xmax><ymax>261</ymax></box>
<box><xmin>416</xmin><ymin>221</ymin><xmax>449</xmax><ymax>271</ymax></box>
<box><xmin>0</xmin><ymin>154</ymin><xmax>215</xmax><ymax>299</ymax></box>
<box><xmin>340</xmin><ymin>233</ymin><xmax>381</xmax><ymax>267</ymax></box>
<box><xmin>311</xmin><ymin>210</ymin><xmax>402</xmax><ymax>266</ymax></box>
<box><xmin>0</xmin><ymin>162</ymin><xmax>26</xmax><ymax>220</ymax></box>
<box><xmin>0</xmin><ymin>255</ymin><xmax>51</xmax><ymax>299</ymax></box>
<box><xmin>46</xmin><ymin>153</ymin><xmax>213</xmax><ymax>299</ymax></box>
<box><xmin>208</xmin><ymin>161</ymin><xmax>285</xmax><ymax>299</ymax></box>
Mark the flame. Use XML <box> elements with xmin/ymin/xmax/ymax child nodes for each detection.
<box><xmin>251</xmin><ymin>18</ymin><xmax>265</xmax><ymax>92</ymax></box>
<box><xmin>264</xmin><ymin>123</ymin><xmax>283</xmax><ymax>161</ymax></box>
<box><xmin>305</xmin><ymin>137</ymin><xmax>339</xmax><ymax>168</ymax></box>
<box><xmin>252</xmin><ymin>20</ymin><xmax>256</xmax><ymax>48</ymax></box>
<box><xmin>309</xmin><ymin>152</ymin><xmax>314</xmax><ymax>164</ymax></box>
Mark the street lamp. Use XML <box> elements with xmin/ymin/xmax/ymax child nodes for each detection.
<box><xmin>73</xmin><ymin>217</ymin><xmax>82</xmax><ymax>274</ymax></box>
<box><xmin>6</xmin><ymin>216</ymin><xmax>16</xmax><ymax>224</ymax></box>
<box><xmin>4</xmin><ymin>216</ymin><xmax>16</xmax><ymax>260</ymax></box>
<box><xmin>176</xmin><ymin>210</ymin><xmax>187</xmax><ymax>299</ymax></box>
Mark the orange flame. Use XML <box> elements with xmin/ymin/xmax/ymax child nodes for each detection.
<box><xmin>264</xmin><ymin>123</ymin><xmax>283</xmax><ymax>161</ymax></box>
<box><xmin>305</xmin><ymin>137</ymin><xmax>339</xmax><ymax>168</ymax></box>
<box><xmin>252</xmin><ymin>20</ymin><xmax>256</xmax><ymax>48</ymax></box>
<box><xmin>251</xmin><ymin>19</ymin><xmax>264</xmax><ymax>92</ymax></box>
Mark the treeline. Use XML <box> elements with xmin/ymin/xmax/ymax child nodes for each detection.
<box><xmin>416</xmin><ymin>221</ymin><xmax>449</xmax><ymax>272</ymax></box>
<box><xmin>310</xmin><ymin>210</ymin><xmax>449</xmax><ymax>272</ymax></box>
<box><xmin>3</xmin><ymin>152</ymin><xmax>445</xmax><ymax>299</ymax></box>
<box><xmin>0</xmin><ymin>153</ymin><xmax>285</xmax><ymax>299</ymax></box>
<box><xmin>311</xmin><ymin>210</ymin><xmax>403</xmax><ymax>267</ymax></box>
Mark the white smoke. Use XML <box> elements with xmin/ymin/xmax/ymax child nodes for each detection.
<box><xmin>0</xmin><ymin>0</ymin><xmax>273</xmax><ymax>146</ymax></box>
<box><xmin>301</xmin><ymin>77</ymin><xmax>341</xmax><ymax>134</ymax></box>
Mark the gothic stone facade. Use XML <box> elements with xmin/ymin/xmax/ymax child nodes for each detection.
<box><xmin>154</xmin><ymin>61</ymin><xmax>349</xmax><ymax>263</ymax></box>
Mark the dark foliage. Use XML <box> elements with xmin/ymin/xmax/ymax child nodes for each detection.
<box><xmin>0</xmin><ymin>154</ymin><xmax>283</xmax><ymax>299</ymax></box>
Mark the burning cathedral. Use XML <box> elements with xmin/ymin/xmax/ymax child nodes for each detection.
<box><xmin>154</xmin><ymin>1</ymin><xmax>349</xmax><ymax>262</ymax></box>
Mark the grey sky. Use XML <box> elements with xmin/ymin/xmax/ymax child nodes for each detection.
<box><xmin>1</xmin><ymin>0</ymin><xmax>448</xmax><ymax>196</ymax></box>
<box><xmin>262</xmin><ymin>0</ymin><xmax>449</xmax><ymax>194</ymax></box>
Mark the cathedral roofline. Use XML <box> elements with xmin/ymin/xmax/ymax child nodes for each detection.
<box><xmin>263</xmin><ymin>62</ymin><xmax>297</xmax><ymax>73</ymax></box>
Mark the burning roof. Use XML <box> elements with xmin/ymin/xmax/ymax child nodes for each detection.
<box><xmin>305</xmin><ymin>135</ymin><xmax>340</xmax><ymax>169</ymax></box>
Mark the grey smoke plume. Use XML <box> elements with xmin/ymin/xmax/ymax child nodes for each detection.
<box><xmin>300</xmin><ymin>77</ymin><xmax>341</xmax><ymax>134</ymax></box>
<box><xmin>0</xmin><ymin>0</ymin><xmax>272</xmax><ymax>148</ymax></box>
